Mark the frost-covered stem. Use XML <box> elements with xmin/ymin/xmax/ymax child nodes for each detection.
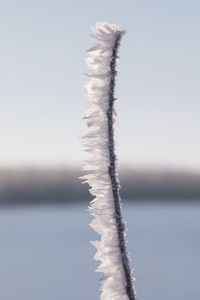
<box><xmin>107</xmin><ymin>33</ymin><xmax>136</xmax><ymax>300</ymax></box>
<box><xmin>82</xmin><ymin>22</ymin><xmax>136</xmax><ymax>300</ymax></box>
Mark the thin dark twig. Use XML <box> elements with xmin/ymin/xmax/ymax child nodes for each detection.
<box><xmin>107</xmin><ymin>32</ymin><xmax>136</xmax><ymax>300</ymax></box>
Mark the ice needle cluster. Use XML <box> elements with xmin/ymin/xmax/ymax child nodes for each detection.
<box><xmin>81</xmin><ymin>22</ymin><xmax>136</xmax><ymax>300</ymax></box>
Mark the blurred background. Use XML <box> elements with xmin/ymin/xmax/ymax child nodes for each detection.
<box><xmin>0</xmin><ymin>0</ymin><xmax>200</xmax><ymax>299</ymax></box>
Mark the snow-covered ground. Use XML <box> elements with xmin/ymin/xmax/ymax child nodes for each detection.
<box><xmin>0</xmin><ymin>202</ymin><xmax>199</xmax><ymax>300</ymax></box>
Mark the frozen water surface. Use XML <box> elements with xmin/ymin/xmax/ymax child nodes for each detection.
<box><xmin>0</xmin><ymin>202</ymin><xmax>199</xmax><ymax>300</ymax></box>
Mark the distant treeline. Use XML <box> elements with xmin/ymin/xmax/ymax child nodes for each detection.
<box><xmin>0</xmin><ymin>168</ymin><xmax>200</xmax><ymax>205</ymax></box>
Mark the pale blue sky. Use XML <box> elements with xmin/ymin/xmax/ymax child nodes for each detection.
<box><xmin>0</xmin><ymin>0</ymin><xmax>200</xmax><ymax>169</ymax></box>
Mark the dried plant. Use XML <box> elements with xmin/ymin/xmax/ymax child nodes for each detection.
<box><xmin>81</xmin><ymin>22</ymin><xmax>136</xmax><ymax>300</ymax></box>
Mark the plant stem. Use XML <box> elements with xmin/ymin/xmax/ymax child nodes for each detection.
<box><xmin>107</xmin><ymin>32</ymin><xmax>136</xmax><ymax>300</ymax></box>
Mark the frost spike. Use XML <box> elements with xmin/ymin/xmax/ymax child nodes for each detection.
<box><xmin>82</xmin><ymin>22</ymin><xmax>136</xmax><ymax>300</ymax></box>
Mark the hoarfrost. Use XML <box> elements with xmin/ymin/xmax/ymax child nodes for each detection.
<box><xmin>82</xmin><ymin>22</ymin><xmax>136</xmax><ymax>300</ymax></box>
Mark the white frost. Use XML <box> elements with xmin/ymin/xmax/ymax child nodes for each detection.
<box><xmin>82</xmin><ymin>22</ymin><xmax>134</xmax><ymax>300</ymax></box>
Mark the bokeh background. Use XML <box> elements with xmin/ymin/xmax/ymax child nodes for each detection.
<box><xmin>0</xmin><ymin>1</ymin><xmax>200</xmax><ymax>299</ymax></box>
